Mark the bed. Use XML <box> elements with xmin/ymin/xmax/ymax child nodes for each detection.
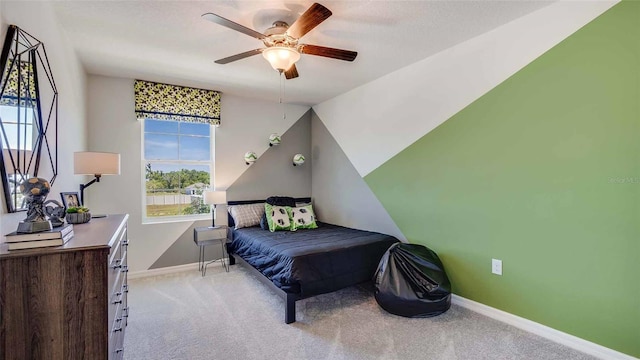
<box><xmin>227</xmin><ymin>198</ymin><xmax>398</xmax><ymax>323</ymax></box>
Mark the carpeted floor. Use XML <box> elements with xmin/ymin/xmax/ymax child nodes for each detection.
<box><xmin>123</xmin><ymin>264</ymin><xmax>596</xmax><ymax>360</ymax></box>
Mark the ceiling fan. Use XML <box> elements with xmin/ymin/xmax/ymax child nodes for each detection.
<box><xmin>202</xmin><ymin>3</ymin><xmax>357</xmax><ymax>80</ymax></box>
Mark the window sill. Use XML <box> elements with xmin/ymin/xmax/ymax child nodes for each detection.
<box><xmin>142</xmin><ymin>214</ymin><xmax>211</xmax><ymax>225</ymax></box>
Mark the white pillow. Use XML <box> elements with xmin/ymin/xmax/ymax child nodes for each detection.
<box><xmin>227</xmin><ymin>203</ymin><xmax>265</xmax><ymax>229</ymax></box>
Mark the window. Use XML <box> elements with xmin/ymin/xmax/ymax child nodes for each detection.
<box><xmin>143</xmin><ymin>118</ymin><xmax>211</xmax><ymax>219</ymax></box>
<box><xmin>0</xmin><ymin>104</ymin><xmax>35</xmax><ymax>150</ymax></box>
<box><xmin>0</xmin><ymin>104</ymin><xmax>37</xmax><ymax>209</ymax></box>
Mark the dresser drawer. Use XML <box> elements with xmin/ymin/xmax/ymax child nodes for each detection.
<box><xmin>109</xmin><ymin>315</ymin><xmax>126</xmax><ymax>360</ymax></box>
<box><xmin>109</xmin><ymin>234</ymin><xmax>122</xmax><ymax>266</ymax></box>
<box><xmin>108</xmin><ymin>250</ymin><xmax>127</xmax><ymax>327</ymax></box>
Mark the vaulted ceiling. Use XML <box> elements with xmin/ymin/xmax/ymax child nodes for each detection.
<box><xmin>52</xmin><ymin>1</ymin><xmax>552</xmax><ymax>105</ymax></box>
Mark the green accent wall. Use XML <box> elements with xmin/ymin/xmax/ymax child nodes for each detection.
<box><xmin>365</xmin><ymin>2</ymin><xmax>639</xmax><ymax>357</ymax></box>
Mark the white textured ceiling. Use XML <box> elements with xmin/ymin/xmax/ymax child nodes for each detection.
<box><xmin>52</xmin><ymin>1</ymin><xmax>552</xmax><ymax>106</ymax></box>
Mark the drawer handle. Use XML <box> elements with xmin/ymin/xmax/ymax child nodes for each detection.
<box><xmin>122</xmin><ymin>284</ymin><xmax>129</xmax><ymax>293</ymax></box>
<box><xmin>121</xmin><ymin>265</ymin><xmax>129</xmax><ymax>273</ymax></box>
<box><xmin>123</xmin><ymin>307</ymin><xmax>129</xmax><ymax>318</ymax></box>
<box><xmin>112</xmin><ymin>259</ymin><xmax>122</xmax><ymax>269</ymax></box>
<box><xmin>115</xmin><ymin>317</ymin><xmax>123</xmax><ymax>323</ymax></box>
<box><xmin>112</xmin><ymin>292</ymin><xmax>123</xmax><ymax>305</ymax></box>
<box><xmin>115</xmin><ymin>348</ymin><xmax>124</xmax><ymax>354</ymax></box>
<box><xmin>113</xmin><ymin>325</ymin><xmax>123</xmax><ymax>333</ymax></box>
<box><xmin>122</xmin><ymin>240</ymin><xmax>129</xmax><ymax>247</ymax></box>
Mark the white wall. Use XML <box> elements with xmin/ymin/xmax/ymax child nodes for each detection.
<box><xmin>0</xmin><ymin>2</ymin><xmax>87</xmax><ymax>236</ymax></box>
<box><xmin>313</xmin><ymin>1</ymin><xmax>617</xmax><ymax>178</ymax></box>
<box><xmin>86</xmin><ymin>74</ymin><xmax>310</xmax><ymax>272</ymax></box>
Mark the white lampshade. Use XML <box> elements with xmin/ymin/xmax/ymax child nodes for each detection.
<box><xmin>74</xmin><ymin>152</ymin><xmax>120</xmax><ymax>176</ymax></box>
<box><xmin>262</xmin><ymin>46</ymin><xmax>300</xmax><ymax>71</ymax></box>
<box><xmin>204</xmin><ymin>190</ymin><xmax>227</xmax><ymax>205</ymax></box>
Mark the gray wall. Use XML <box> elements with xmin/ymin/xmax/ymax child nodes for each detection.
<box><xmin>227</xmin><ymin>110</ymin><xmax>312</xmax><ymax>201</ymax></box>
<box><xmin>311</xmin><ymin>110</ymin><xmax>405</xmax><ymax>240</ymax></box>
<box><xmin>149</xmin><ymin>219</ymin><xmax>216</xmax><ymax>269</ymax></box>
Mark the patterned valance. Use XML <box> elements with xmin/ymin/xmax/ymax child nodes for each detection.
<box><xmin>134</xmin><ymin>80</ymin><xmax>221</xmax><ymax>126</ymax></box>
<box><xmin>0</xmin><ymin>60</ymin><xmax>37</xmax><ymax>107</ymax></box>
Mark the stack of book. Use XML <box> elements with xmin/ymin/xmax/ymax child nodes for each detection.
<box><xmin>5</xmin><ymin>224</ymin><xmax>74</xmax><ymax>250</ymax></box>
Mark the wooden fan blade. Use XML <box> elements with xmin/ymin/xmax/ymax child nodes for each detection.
<box><xmin>215</xmin><ymin>49</ymin><xmax>264</xmax><ymax>64</ymax></box>
<box><xmin>202</xmin><ymin>13</ymin><xmax>266</xmax><ymax>40</ymax></box>
<box><xmin>286</xmin><ymin>3</ymin><xmax>332</xmax><ymax>39</ymax></box>
<box><xmin>299</xmin><ymin>44</ymin><xmax>357</xmax><ymax>61</ymax></box>
<box><xmin>284</xmin><ymin>64</ymin><xmax>299</xmax><ymax>79</ymax></box>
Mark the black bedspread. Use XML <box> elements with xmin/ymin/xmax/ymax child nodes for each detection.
<box><xmin>229</xmin><ymin>223</ymin><xmax>398</xmax><ymax>297</ymax></box>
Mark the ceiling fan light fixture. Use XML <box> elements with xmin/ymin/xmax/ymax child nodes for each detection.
<box><xmin>262</xmin><ymin>46</ymin><xmax>300</xmax><ymax>71</ymax></box>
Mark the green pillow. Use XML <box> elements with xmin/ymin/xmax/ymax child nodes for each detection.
<box><xmin>290</xmin><ymin>204</ymin><xmax>318</xmax><ymax>231</ymax></box>
<box><xmin>265</xmin><ymin>203</ymin><xmax>292</xmax><ymax>232</ymax></box>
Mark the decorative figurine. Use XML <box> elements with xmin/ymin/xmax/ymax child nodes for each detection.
<box><xmin>44</xmin><ymin>199</ymin><xmax>66</xmax><ymax>227</ymax></box>
<box><xmin>16</xmin><ymin>177</ymin><xmax>53</xmax><ymax>233</ymax></box>
<box><xmin>244</xmin><ymin>151</ymin><xmax>258</xmax><ymax>165</ymax></box>
<box><xmin>269</xmin><ymin>133</ymin><xmax>281</xmax><ymax>146</ymax></box>
<box><xmin>293</xmin><ymin>154</ymin><xmax>305</xmax><ymax>166</ymax></box>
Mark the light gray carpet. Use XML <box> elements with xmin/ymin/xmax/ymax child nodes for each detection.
<box><xmin>123</xmin><ymin>264</ymin><xmax>596</xmax><ymax>360</ymax></box>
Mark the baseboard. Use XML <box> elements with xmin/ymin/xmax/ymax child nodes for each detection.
<box><xmin>128</xmin><ymin>262</ymin><xmax>200</xmax><ymax>279</ymax></box>
<box><xmin>451</xmin><ymin>295</ymin><xmax>638</xmax><ymax>360</ymax></box>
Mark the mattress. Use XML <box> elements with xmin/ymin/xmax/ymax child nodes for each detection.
<box><xmin>229</xmin><ymin>223</ymin><xmax>398</xmax><ymax>297</ymax></box>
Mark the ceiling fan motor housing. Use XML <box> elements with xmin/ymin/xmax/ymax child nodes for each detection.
<box><xmin>263</xmin><ymin>21</ymin><xmax>298</xmax><ymax>49</ymax></box>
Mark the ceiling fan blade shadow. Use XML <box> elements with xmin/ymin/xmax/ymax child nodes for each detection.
<box><xmin>284</xmin><ymin>64</ymin><xmax>299</xmax><ymax>80</ymax></box>
<box><xmin>286</xmin><ymin>3</ymin><xmax>332</xmax><ymax>39</ymax></box>
<box><xmin>215</xmin><ymin>49</ymin><xmax>264</xmax><ymax>64</ymax></box>
<box><xmin>299</xmin><ymin>44</ymin><xmax>357</xmax><ymax>62</ymax></box>
<box><xmin>202</xmin><ymin>13</ymin><xmax>266</xmax><ymax>40</ymax></box>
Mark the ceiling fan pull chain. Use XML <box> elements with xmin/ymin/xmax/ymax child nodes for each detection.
<box><xmin>281</xmin><ymin>72</ymin><xmax>286</xmax><ymax>121</ymax></box>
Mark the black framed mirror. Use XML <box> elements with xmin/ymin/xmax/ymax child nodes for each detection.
<box><xmin>0</xmin><ymin>25</ymin><xmax>58</xmax><ymax>213</ymax></box>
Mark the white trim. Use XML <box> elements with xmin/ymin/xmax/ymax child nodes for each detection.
<box><xmin>142</xmin><ymin>214</ymin><xmax>210</xmax><ymax>225</ymax></box>
<box><xmin>128</xmin><ymin>262</ymin><xmax>200</xmax><ymax>279</ymax></box>
<box><xmin>452</xmin><ymin>295</ymin><xmax>638</xmax><ymax>360</ymax></box>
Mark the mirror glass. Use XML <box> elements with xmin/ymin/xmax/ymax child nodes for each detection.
<box><xmin>0</xmin><ymin>25</ymin><xmax>58</xmax><ymax>212</ymax></box>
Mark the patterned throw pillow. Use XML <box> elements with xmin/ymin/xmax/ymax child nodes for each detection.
<box><xmin>290</xmin><ymin>204</ymin><xmax>318</xmax><ymax>231</ymax></box>
<box><xmin>260</xmin><ymin>196</ymin><xmax>297</xmax><ymax>230</ymax></box>
<box><xmin>228</xmin><ymin>203</ymin><xmax>265</xmax><ymax>229</ymax></box>
<box><xmin>265</xmin><ymin>204</ymin><xmax>292</xmax><ymax>232</ymax></box>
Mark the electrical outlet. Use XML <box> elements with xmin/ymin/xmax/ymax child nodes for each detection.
<box><xmin>492</xmin><ymin>259</ymin><xmax>502</xmax><ymax>275</ymax></box>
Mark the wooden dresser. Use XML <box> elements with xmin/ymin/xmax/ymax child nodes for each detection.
<box><xmin>0</xmin><ymin>214</ymin><xmax>129</xmax><ymax>360</ymax></box>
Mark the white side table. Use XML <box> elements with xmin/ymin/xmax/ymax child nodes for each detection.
<box><xmin>193</xmin><ymin>226</ymin><xmax>229</xmax><ymax>276</ymax></box>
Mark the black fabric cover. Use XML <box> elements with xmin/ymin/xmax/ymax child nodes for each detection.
<box><xmin>266</xmin><ymin>196</ymin><xmax>296</xmax><ymax>207</ymax></box>
<box><xmin>374</xmin><ymin>243</ymin><xmax>451</xmax><ymax>317</ymax></box>
<box><xmin>260</xmin><ymin>196</ymin><xmax>297</xmax><ymax>230</ymax></box>
<box><xmin>229</xmin><ymin>223</ymin><xmax>398</xmax><ymax>297</ymax></box>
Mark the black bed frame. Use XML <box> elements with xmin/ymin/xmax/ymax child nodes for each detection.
<box><xmin>227</xmin><ymin>197</ymin><xmax>311</xmax><ymax>324</ymax></box>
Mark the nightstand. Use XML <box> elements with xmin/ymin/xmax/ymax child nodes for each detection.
<box><xmin>194</xmin><ymin>226</ymin><xmax>229</xmax><ymax>276</ymax></box>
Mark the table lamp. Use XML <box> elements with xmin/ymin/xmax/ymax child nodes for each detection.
<box><xmin>203</xmin><ymin>190</ymin><xmax>227</xmax><ymax>227</ymax></box>
<box><xmin>74</xmin><ymin>151</ymin><xmax>121</xmax><ymax>205</ymax></box>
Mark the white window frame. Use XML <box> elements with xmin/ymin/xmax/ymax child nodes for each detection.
<box><xmin>141</xmin><ymin>118</ymin><xmax>214</xmax><ymax>224</ymax></box>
